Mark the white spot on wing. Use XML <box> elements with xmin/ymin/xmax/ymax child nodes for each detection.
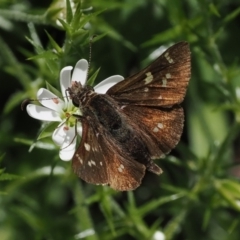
<box><xmin>153</xmin><ymin>122</ymin><xmax>163</xmax><ymax>133</ymax></box>
<box><xmin>144</xmin><ymin>72</ymin><xmax>153</xmax><ymax>84</ymax></box>
<box><xmin>84</xmin><ymin>143</ymin><xmax>91</xmax><ymax>151</ymax></box>
<box><xmin>76</xmin><ymin>153</ymin><xmax>83</xmax><ymax>164</ymax></box>
<box><xmin>117</xmin><ymin>164</ymin><xmax>125</xmax><ymax>172</ymax></box>
<box><xmin>162</xmin><ymin>78</ymin><xmax>167</xmax><ymax>87</ymax></box>
<box><xmin>91</xmin><ymin>160</ymin><xmax>96</xmax><ymax>166</ymax></box>
<box><xmin>166</xmin><ymin>73</ymin><xmax>171</xmax><ymax>79</ymax></box>
<box><xmin>164</xmin><ymin>52</ymin><xmax>174</xmax><ymax>63</ymax></box>
<box><xmin>92</xmin><ymin>147</ymin><xmax>97</xmax><ymax>152</ymax></box>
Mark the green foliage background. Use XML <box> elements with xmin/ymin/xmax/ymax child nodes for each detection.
<box><xmin>1</xmin><ymin>0</ymin><xmax>240</xmax><ymax>239</ymax></box>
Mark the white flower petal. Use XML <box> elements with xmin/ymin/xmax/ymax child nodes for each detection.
<box><xmin>60</xmin><ymin>66</ymin><xmax>73</xmax><ymax>101</ymax></box>
<box><xmin>37</xmin><ymin>88</ymin><xmax>65</xmax><ymax>112</ymax></box>
<box><xmin>72</xmin><ymin>59</ymin><xmax>88</xmax><ymax>86</ymax></box>
<box><xmin>59</xmin><ymin>145</ymin><xmax>76</xmax><ymax>161</ymax></box>
<box><xmin>77</xmin><ymin>124</ymin><xmax>83</xmax><ymax>136</ymax></box>
<box><xmin>26</xmin><ymin>104</ymin><xmax>62</xmax><ymax>121</ymax></box>
<box><xmin>152</xmin><ymin>231</ymin><xmax>165</xmax><ymax>240</ymax></box>
<box><xmin>59</xmin><ymin>127</ymin><xmax>77</xmax><ymax>161</ymax></box>
<box><xmin>52</xmin><ymin>123</ymin><xmax>67</xmax><ymax>146</ymax></box>
<box><xmin>94</xmin><ymin>75</ymin><xmax>124</xmax><ymax>94</ymax></box>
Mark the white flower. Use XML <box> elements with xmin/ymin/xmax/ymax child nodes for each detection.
<box><xmin>27</xmin><ymin>59</ymin><xmax>124</xmax><ymax>161</ymax></box>
<box><xmin>152</xmin><ymin>231</ymin><xmax>165</xmax><ymax>240</ymax></box>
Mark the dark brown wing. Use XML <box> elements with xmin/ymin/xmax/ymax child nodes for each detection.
<box><xmin>72</xmin><ymin>119</ymin><xmax>146</xmax><ymax>191</ymax></box>
<box><xmin>72</xmin><ymin>119</ymin><xmax>108</xmax><ymax>185</ymax></box>
<box><xmin>107</xmin><ymin>42</ymin><xmax>191</xmax><ymax>107</ymax></box>
<box><xmin>121</xmin><ymin>105</ymin><xmax>184</xmax><ymax>158</ymax></box>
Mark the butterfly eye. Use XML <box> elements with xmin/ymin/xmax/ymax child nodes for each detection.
<box><xmin>72</xmin><ymin>97</ymin><xmax>80</xmax><ymax>107</ymax></box>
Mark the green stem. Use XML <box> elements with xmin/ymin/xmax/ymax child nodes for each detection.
<box><xmin>72</xmin><ymin>180</ymin><xmax>98</xmax><ymax>240</ymax></box>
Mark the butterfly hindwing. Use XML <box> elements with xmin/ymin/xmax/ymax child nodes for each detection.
<box><xmin>72</xmin><ymin>119</ymin><xmax>108</xmax><ymax>185</ymax></box>
<box><xmin>97</xmin><ymin>133</ymin><xmax>146</xmax><ymax>191</ymax></box>
<box><xmin>107</xmin><ymin>41</ymin><xmax>190</xmax><ymax>107</ymax></box>
<box><xmin>121</xmin><ymin>105</ymin><xmax>184</xmax><ymax>158</ymax></box>
<box><xmin>72</xmin><ymin>118</ymin><xmax>146</xmax><ymax>191</ymax></box>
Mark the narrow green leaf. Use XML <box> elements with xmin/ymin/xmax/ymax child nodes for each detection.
<box><xmin>0</xmin><ymin>36</ymin><xmax>31</xmax><ymax>88</ymax></box>
<box><xmin>37</xmin><ymin>122</ymin><xmax>59</xmax><ymax>140</ymax></box>
<box><xmin>219</xmin><ymin>179</ymin><xmax>240</xmax><ymax>198</ymax></box>
<box><xmin>138</xmin><ymin>193</ymin><xmax>186</xmax><ymax>217</ymax></box>
<box><xmin>3</xmin><ymin>90</ymin><xmax>28</xmax><ymax>115</ymax></box>
<box><xmin>28</xmin><ymin>23</ymin><xmax>43</xmax><ymax>48</ymax></box>
<box><xmin>215</xmin><ymin>179</ymin><xmax>240</xmax><ymax>211</ymax></box>
<box><xmin>88</xmin><ymin>68</ymin><xmax>100</xmax><ymax>86</ymax></box>
<box><xmin>25</xmin><ymin>36</ymin><xmax>44</xmax><ymax>55</ymax></box>
<box><xmin>0</xmin><ymin>173</ymin><xmax>22</xmax><ymax>181</ymax></box>
<box><xmin>45</xmin><ymin>6</ymin><xmax>63</xmax><ymax>22</ymax></box>
<box><xmin>214</xmin><ymin>122</ymin><xmax>240</xmax><ymax>165</ymax></box>
<box><xmin>66</xmin><ymin>0</ymin><xmax>73</xmax><ymax>23</ymax></box>
<box><xmin>202</xmin><ymin>208</ymin><xmax>212</xmax><ymax>230</ymax></box>
<box><xmin>164</xmin><ymin>209</ymin><xmax>187</xmax><ymax>239</ymax></box>
<box><xmin>72</xmin><ymin>180</ymin><xmax>98</xmax><ymax>240</ymax></box>
<box><xmin>16</xmin><ymin>137</ymin><xmax>56</xmax><ymax>151</ymax></box>
<box><xmin>209</xmin><ymin>3</ymin><xmax>221</xmax><ymax>17</ymax></box>
<box><xmin>223</xmin><ymin>7</ymin><xmax>240</xmax><ymax>23</ymax></box>
<box><xmin>71</xmin><ymin>2</ymin><xmax>83</xmax><ymax>30</ymax></box>
<box><xmin>86</xmin><ymin>33</ymin><xmax>107</xmax><ymax>45</ymax></box>
<box><xmin>29</xmin><ymin>141</ymin><xmax>56</xmax><ymax>151</ymax></box>
<box><xmin>57</xmin><ymin>18</ymin><xmax>71</xmax><ymax>36</ymax></box>
<box><xmin>45</xmin><ymin>81</ymin><xmax>63</xmax><ymax>99</ymax></box>
<box><xmin>27</xmin><ymin>50</ymin><xmax>57</xmax><ymax>60</ymax></box>
<box><xmin>98</xmin><ymin>21</ymin><xmax>136</xmax><ymax>51</ymax></box>
<box><xmin>45</xmin><ymin>30</ymin><xmax>63</xmax><ymax>55</ymax></box>
<box><xmin>78</xmin><ymin>10</ymin><xmax>105</xmax><ymax>30</ymax></box>
<box><xmin>100</xmin><ymin>195</ymin><xmax>116</xmax><ymax>235</ymax></box>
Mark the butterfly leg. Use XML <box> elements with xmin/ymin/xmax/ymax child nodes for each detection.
<box><xmin>60</xmin><ymin>114</ymin><xmax>83</xmax><ymax>151</ymax></box>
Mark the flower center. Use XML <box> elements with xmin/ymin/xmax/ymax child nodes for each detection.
<box><xmin>61</xmin><ymin>103</ymin><xmax>81</xmax><ymax>128</ymax></box>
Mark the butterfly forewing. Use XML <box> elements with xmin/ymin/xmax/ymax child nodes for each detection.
<box><xmin>107</xmin><ymin>42</ymin><xmax>190</xmax><ymax>107</ymax></box>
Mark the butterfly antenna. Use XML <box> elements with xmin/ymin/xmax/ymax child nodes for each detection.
<box><xmin>87</xmin><ymin>35</ymin><xmax>97</xmax><ymax>80</ymax></box>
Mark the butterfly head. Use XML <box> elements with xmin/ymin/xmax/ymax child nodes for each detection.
<box><xmin>67</xmin><ymin>81</ymin><xmax>95</xmax><ymax>108</ymax></box>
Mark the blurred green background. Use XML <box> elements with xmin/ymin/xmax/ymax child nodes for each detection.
<box><xmin>1</xmin><ymin>0</ymin><xmax>240</xmax><ymax>239</ymax></box>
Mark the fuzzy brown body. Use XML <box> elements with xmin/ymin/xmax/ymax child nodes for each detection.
<box><xmin>68</xmin><ymin>41</ymin><xmax>191</xmax><ymax>191</ymax></box>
